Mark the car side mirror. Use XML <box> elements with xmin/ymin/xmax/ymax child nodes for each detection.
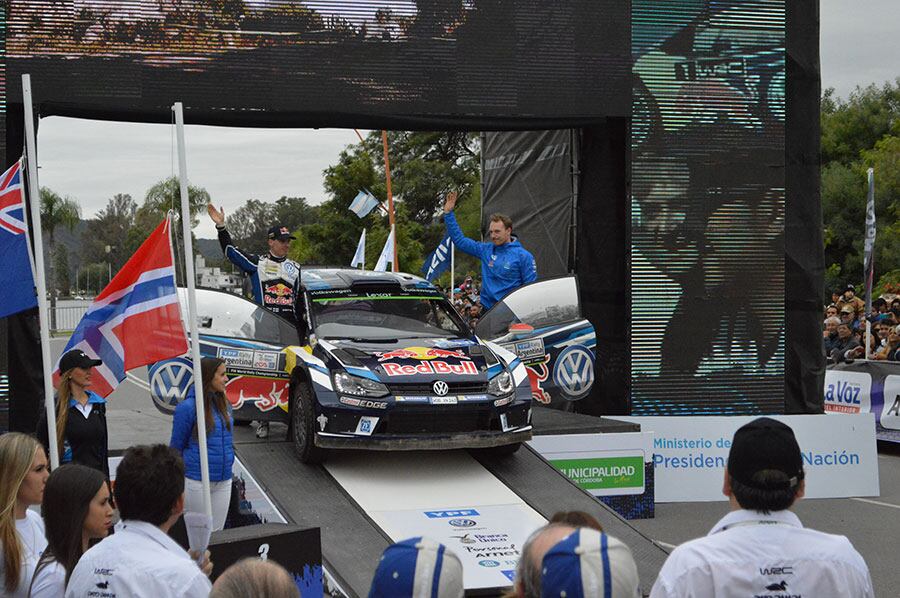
<box><xmin>508</xmin><ymin>323</ymin><xmax>534</xmax><ymax>338</ymax></box>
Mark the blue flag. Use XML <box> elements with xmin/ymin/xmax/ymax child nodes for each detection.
<box><xmin>421</xmin><ymin>233</ymin><xmax>453</xmax><ymax>282</ymax></box>
<box><xmin>0</xmin><ymin>160</ymin><xmax>38</xmax><ymax>318</ymax></box>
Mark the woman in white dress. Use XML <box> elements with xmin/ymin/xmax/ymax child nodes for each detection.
<box><xmin>28</xmin><ymin>464</ymin><xmax>114</xmax><ymax>597</ymax></box>
<box><xmin>0</xmin><ymin>433</ymin><xmax>49</xmax><ymax>598</ymax></box>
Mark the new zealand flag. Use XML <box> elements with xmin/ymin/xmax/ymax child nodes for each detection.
<box><xmin>0</xmin><ymin>160</ymin><xmax>37</xmax><ymax>318</ymax></box>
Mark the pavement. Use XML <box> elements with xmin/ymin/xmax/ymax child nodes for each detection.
<box><xmin>49</xmin><ymin>337</ymin><xmax>900</xmax><ymax>596</ymax></box>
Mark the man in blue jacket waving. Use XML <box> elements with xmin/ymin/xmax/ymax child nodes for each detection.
<box><xmin>442</xmin><ymin>191</ymin><xmax>537</xmax><ymax>311</ymax></box>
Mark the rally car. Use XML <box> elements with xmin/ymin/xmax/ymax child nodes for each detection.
<box><xmin>150</xmin><ymin>269</ymin><xmax>595</xmax><ymax>463</ymax></box>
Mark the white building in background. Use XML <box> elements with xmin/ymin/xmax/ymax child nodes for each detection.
<box><xmin>196</xmin><ymin>255</ymin><xmax>243</xmax><ymax>295</ymax></box>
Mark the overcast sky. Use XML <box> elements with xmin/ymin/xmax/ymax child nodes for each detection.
<box><xmin>35</xmin><ymin>0</ymin><xmax>898</xmax><ymax>239</ymax></box>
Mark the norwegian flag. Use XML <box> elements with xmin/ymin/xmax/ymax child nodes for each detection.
<box><xmin>0</xmin><ymin>159</ymin><xmax>38</xmax><ymax>318</ymax></box>
<box><xmin>57</xmin><ymin>217</ymin><xmax>188</xmax><ymax>397</ymax></box>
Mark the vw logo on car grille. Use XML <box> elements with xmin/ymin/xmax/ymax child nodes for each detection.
<box><xmin>432</xmin><ymin>380</ymin><xmax>449</xmax><ymax>396</ymax></box>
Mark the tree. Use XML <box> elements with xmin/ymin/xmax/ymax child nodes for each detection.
<box><xmin>225</xmin><ymin>196</ymin><xmax>319</xmax><ymax>254</ymax></box>
<box><xmin>134</xmin><ymin>177</ymin><xmax>211</xmax><ymax>284</ymax></box>
<box><xmin>821</xmin><ymin>80</ymin><xmax>900</xmax><ymax>165</ymax></box>
<box><xmin>53</xmin><ymin>246</ymin><xmax>71</xmax><ymax>297</ymax></box>
<box><xmin>40</xmin><ymin>187</ymin><xmax>81</xmax><ymax>328</ymax></box>
<box><xmin>81</xmin><ymin>193</ymin><xmax>137</xmax><ymax>272</ymax></box>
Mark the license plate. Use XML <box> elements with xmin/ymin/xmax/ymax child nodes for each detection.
<box><xmin>430</xmin><ymin>396</ymin><xmax>458</xmax><ymax>405</ymax></box>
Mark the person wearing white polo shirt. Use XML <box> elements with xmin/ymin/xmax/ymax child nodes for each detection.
<box><xmin>650</xmin><ymin>417</ymin><xmax>873</xmax><ymax>598</ymax></box>
<box><xmin>65</xmin><ymin>445</ymin><xmax>212</xmax><ymax>598</ymax></box>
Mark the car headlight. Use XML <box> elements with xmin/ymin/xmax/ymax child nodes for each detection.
<box><xmin>487</xmin><ymin>370</ymin><xmax>514</xmax><ymax>396</ymax></box>
<box><xmin>333</xmin><ymin>371</ymin><xmax>390</xmax><ymax>398</ymax></box>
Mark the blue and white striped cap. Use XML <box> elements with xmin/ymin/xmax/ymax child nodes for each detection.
<box><xmin>540</xmin><ymin>529</ymin><xmax>640</xmax><ymax>598</ymax></box>
<box><xmin>369</xmin><ymin>537</ymin><xmax>464</xmax><ymax>598</ymax></box>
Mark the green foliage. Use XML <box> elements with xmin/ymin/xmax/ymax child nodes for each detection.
<box><xmin>53</xmin><ymin>247</ymin><xmax>71</xmax><ymax>296</ymax></box>
<box><xmin>291</xmin><ymin>131</ymin><xmax>480</xmax><ymax>276</ymax></box>
<box><xmin>821</xmin><ymin>79</ymin><xmax>900</xmax><ymax>301</ymax></box>
<box><xmin>821</xmin><ymin>81</ymin><xmax>900</xmax><ymax>165</ymax></box>
<box><xmin>81</xmin><ymin>193</ymin><xmax>137</xmax><ymax>272</ymax></box>
<box><xmin>874</xmin><ymin>269</ymin><xmax>900</xmax><ymax>298</ymax></box>
<box><xmin>225</xmin><ymin>196</ymin><xmax>319</xmax><ymax>255</ymax></box>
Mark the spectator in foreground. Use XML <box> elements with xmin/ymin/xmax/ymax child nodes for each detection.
<box><xmin>0</xmin><ymin>433</ymin><xmax>49</xmax><ymax>598</ymax></box>
<box><xmin>541</xmin><ymin>528</ymin><xmax>640</xmax><ymax>598</ymax></box>
<box><xmin>65</xmin><ymin>445</ymin><xmax>213</xmax><ymax>598</ymax></box>
<box><xmin>170</xmin><ymin>357</ymin><xmax>235</xmax><ymax>531</ymax></box>
<box><xmin>211</xmin><ymin>557</ymin><xmax>299</xmax><ymax>598</ymax></box>
<box><xmin>650</xmin><ymin>418</ymin><xmax>873</xmax><ymax>597</ymax></box>
<box><xmin>369</xmin><ymin>537</ymin><xmax>463</xmax><ymax>598</ymax></box>
<box><xmin>513</xmin><ymin>523</ymin><xmax>576</xmax><ymax>598</ymax></box>
<box><xmin>28</xmin><ymin>463</ymin><xmax>114</xmax><ymax>597</ymax></box>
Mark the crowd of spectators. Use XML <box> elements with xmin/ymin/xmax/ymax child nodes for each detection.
<box><xmin>1</xmin><ymin>416</ymin><xmax>876</xmax><ymax>596</ymax></box>
<box><xmin>442</xmin><ymin>274</ymin><xmax>483</xmax><ymax>330</ymax></box>
<box><xmin>824</xmin><ymin>284</ymin><xmax>900</xmax><ymax>363</ymax></box>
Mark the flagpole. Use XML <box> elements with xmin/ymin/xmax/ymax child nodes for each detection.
<box><xmin>381</xmin><ymin>131</ymin><xmax>398</xmax><ymax>272</ymax></box>
<box><xmin>22</xmin><ymin>74</ymin><xmax>61</xmax><ymax>469</ymax></box>
<box><xmin>450</xmin><ymin>242</ymin><xmax>455</xmax><ymax>294</ymax></box>
<box><xmin>864</xmin><ymin>167</ymin><xmax>876</xmax><ymax>359</ymax></box>
<box><xmin>173</xmin><ymin>102</ymin><xmax>213</xmax><ymax>520</ymax></box>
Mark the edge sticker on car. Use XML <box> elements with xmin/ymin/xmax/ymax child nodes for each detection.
<box><xmin>218</xmin><ymin>347</ymin><xmax>254</xmax><ymax>368</ymax></box>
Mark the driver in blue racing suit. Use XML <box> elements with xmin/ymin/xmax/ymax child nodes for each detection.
<box><xmin>207</xmin><ymin>204</ymin><xmax>306</xmax><ymax>437</ymax></box>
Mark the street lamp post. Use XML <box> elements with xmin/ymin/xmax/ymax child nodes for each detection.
<box><xmin>105</xmin><ymin>245</ymin><xmax>116</xmax><ymax>286</ymax></box>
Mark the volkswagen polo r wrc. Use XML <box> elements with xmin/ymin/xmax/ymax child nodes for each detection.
<box><xmin>150</xmin><ymin>269</ymin><xmax>595</xmax><ymax>463</ymax></box>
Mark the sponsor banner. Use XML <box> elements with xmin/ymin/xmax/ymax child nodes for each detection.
<box><xmin>826</xmin><ymin>361</ymin><xmax>900</xmax><ymax>442</ymax></box>
<box><xmin>620</xmin><ymin>415</ymin><xmax>879</xmax><ymax>502</ymax></box>
<box><xmin>377</xmin><ymin>504</ymin><xmax>543</xmax><ymax>590</ymax></box>
<box><xmin>824</xmin><ymin>369</ymin><xmax>871</xmax><ymax>414</ymax></box>
<box><xmin>528</xmin><ymin>433</ymin><xmax>653</xmax><ymax>498</ymax></box>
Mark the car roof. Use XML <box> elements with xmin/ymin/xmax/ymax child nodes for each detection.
<box><xmin>300</xmin><ymin>268</ymin><xmax>437</xmax><ymax>292</ymax></box>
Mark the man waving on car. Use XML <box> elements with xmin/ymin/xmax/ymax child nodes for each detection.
<box><xmin>442</xmin><ymin>191</ymin><xmax>537</xmax><ymax>311</ymax></box>
<box><xmin>207</xmin><ymin>204</ymin><xmax>305</xmax><ymax>438</ymax></box>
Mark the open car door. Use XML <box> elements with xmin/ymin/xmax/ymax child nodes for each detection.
<box><xmin>475</xmin><ymin>275</ymin><xmax>596</xmax><ymax>410</ymax></box>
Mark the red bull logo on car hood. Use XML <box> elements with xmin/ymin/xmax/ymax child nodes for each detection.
<box><xmin>377</xmin><ymin>346</ymin><xmax>469</xmax><ymax>361</ymax></box>
<box><xmin>382</xmin><ymin>360</ymin><xmax>479</xmax><ymax>377</ymax></box>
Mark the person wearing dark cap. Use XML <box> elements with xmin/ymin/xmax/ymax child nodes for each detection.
<box><xmin>36</xmin><ymin>349</ymin><xmax>110</xmax><ymax>479</ymax></box>
<box><xmin>208</xmin><ymin>204</ymin><xmax>304</xmax><ymax>438</ymax></box>
<box><xmin>650</xmin><ymin>418</ymin><xmax>873</xmax><ymax>597</ymax></box>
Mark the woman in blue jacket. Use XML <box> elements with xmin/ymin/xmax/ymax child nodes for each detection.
<box><xmin>170</xmin><ymin>357</ymin><xmax>234</xmax><ymax>531</ymax></box>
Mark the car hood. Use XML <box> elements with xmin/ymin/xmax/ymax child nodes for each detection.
<box><xmin>321</xmin><ymin>337</ymin><xmax>492</xmax><ymax>383</ymax></box>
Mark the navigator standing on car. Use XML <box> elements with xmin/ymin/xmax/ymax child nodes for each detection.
<box><xmin>207</xmin><ymin>203</ymin><xmax>303</xmax><ymax>437</ymax></box>
<box><xmin>442</xmin><ymin>191</ymin><xmax>537</xmax><ymax>310</ymax></box>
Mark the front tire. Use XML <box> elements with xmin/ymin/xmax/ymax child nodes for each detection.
<box><xmin>291</xmin><ymin>382</ymin><xmax>326</xmax><ymax>464</ymax></box>
<box><xmin>477</xmin><ymin>442</ymin><xmax>521</xmax><ymax>459</ymax></box>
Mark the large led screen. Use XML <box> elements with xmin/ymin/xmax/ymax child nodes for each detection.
<box><xmin>2</xmin><ymin>0</ymin><xmax>629</xmax><ymax>137</ymax></box>
<box><xmin>630</xmin><ymin>0</ymin><xmax>785</xmax><ymax>414</ymax></box>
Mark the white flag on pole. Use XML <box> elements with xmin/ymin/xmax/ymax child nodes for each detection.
<box><xmin>351</xmin><ymin>229</ymin><xmax>366</xmax><ymax>268</ymax></box>
<box><xmin>374</xmin><ymin>227</ymin><xmax>394</xmax><ymax>272</ymax></box>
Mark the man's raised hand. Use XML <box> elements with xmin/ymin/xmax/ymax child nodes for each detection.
<box><xmin>207</xmin><ymin>203</ymin><xmax>225</xmax><ymax>227</ymax></box>
<box><xmin>443</xmin><ymin>191</ymin><xmax>458</xmax><ymax>214</ymax></box>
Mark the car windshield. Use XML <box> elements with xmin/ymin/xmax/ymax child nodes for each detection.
<box><xmin>309</xmin><ymin>289</ymin><xmax>468</xmax><ymax>340</ymax></box>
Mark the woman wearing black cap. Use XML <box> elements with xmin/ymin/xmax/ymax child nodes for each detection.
<box><xmin>36</xmin><ymin>349</ymin><xmax>109</xmax><ymax>480</ymax></box>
